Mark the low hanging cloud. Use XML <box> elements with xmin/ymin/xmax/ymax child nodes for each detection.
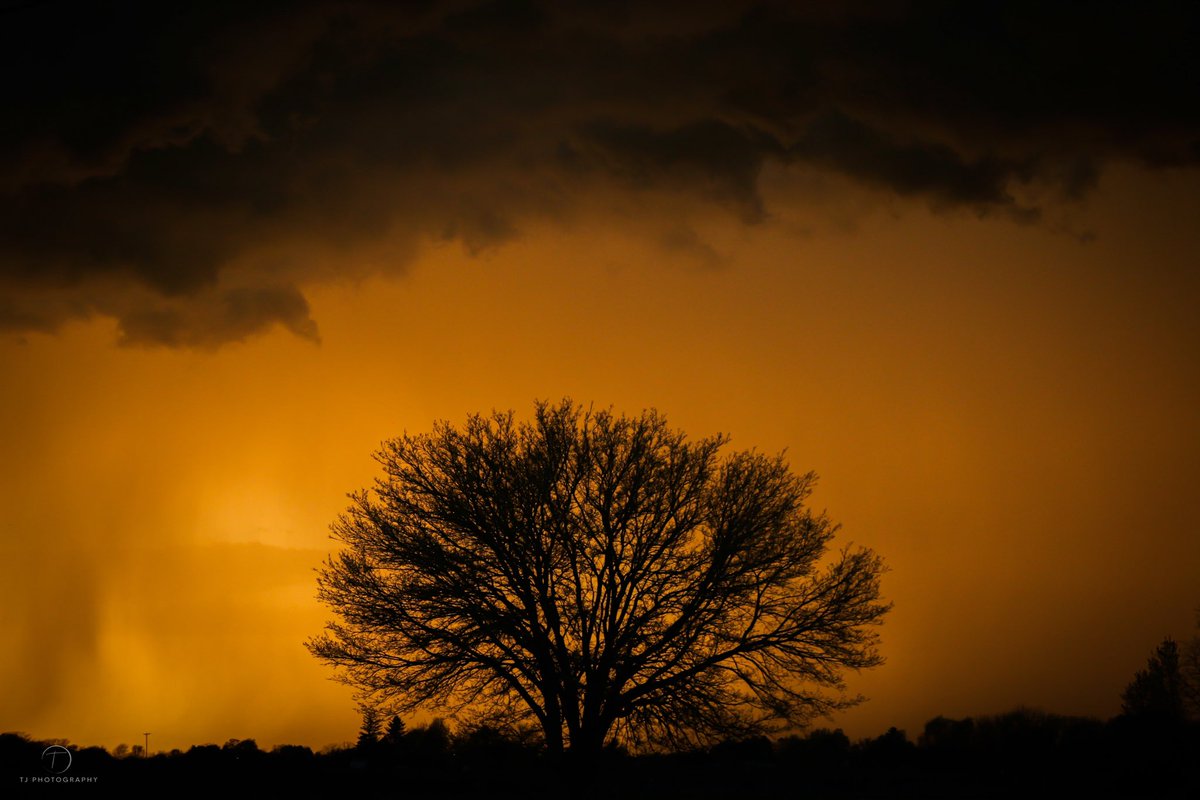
<box><xmin>115</xmin><ymin>285</ymin><xmax>320</xmax><ymax>348</ymax></box>
<box><xmin>1</xmin><ymin>0</ymin><xmax>1196</xmax><ymax>347</ymax></box>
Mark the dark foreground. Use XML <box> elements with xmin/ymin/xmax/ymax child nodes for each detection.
<box><xmin>5</xmin><ymin>711</ymin><xmax>1199</xmax><ymax>798</ymax></box>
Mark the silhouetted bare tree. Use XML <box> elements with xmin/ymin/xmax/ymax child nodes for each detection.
<box><xmin>308</xmin><ymin>400</ymin><xmax>890</xmax><ymax>755</ymax></box>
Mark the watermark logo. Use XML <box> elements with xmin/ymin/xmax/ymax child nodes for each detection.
<box><xmin>41</xmin><ymin>745</ymin><xmax>72</xmax><ymax>775</ymax></box>
<box><xmin>19</xmin><ymin>744</ymin><xmax>97</xmax><ymax>784</ymax></box>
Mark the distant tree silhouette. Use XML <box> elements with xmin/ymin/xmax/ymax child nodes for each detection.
<box><xmin>405</xmin><ymin>718</ymin><xmax>452</xmax><ymax>760</ymax></box>
<box><xmin>1182</xmin><ymin>610</ymin><xmax>1200</xmax><ymax>721</ymax></box>
<box><xmin>452</xmin><ymin>720</ymin><xmax>542</xmax><ymax>766</ymax></box>
<box><xmin>1122</xmin><ymin>637</ymin><xmax>1185</xmax><ymax>722</ymax></box>
<box><xmin>859</xmin><ymin>726</ymin><xmax>915</xmax><ymax>769</ymax></box>
<box><xmin>919</xmin><ymin>715</ymin><xmax>975</xmax><ymax>753</ymax></box>
<box><xmin>357</xmin><ymin>704</ymin><xmax>382</xmax><ymax>749</ymax></box>
<box><xmin>710</xmin><ymin>733</ymin><xmax>774</xmax><ymax>762</ymax></box>
<box><xmin>777</xmin><ymin>727</ymin><xmax>851</xmax><ymax>775</ymax></box>
<box><xmin>309</xmin><ymin>399</ymin><xmax>890</xmax><ymax>755</ymax></box>
<box><xmin>271</xmin><ymin>744</ymin><xmax>315</xmax><ymax>762</ymax></box>
<box><xmin>383</xmin><ymin>714</ymin><xmax>406</xmax><ymax>745</ymax></box>
<box><xmin>220</xmin><ymin>738</ymin><xmax>261</xmax><ymax>763</ymax></box>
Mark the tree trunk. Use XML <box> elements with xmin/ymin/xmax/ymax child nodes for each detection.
<box><xmin>541</xmin><ymin>687</ymin><xmax>566</xmax><ymax>755</ymax></box>
<box><xmin>543</xmin><ymin>716</ymin><xmax>565</xmax><ymax>755</ymax></box>
<box><xmin>568</xmin><ymin>722</ymin><xmax>610</xmax><ymax>759</ymax></box>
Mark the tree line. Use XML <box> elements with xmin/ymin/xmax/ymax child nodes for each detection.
<box><xmin>4</xmin><ymin>700</ymin><xmax>1198</xmax><ymax>797</ymax></box>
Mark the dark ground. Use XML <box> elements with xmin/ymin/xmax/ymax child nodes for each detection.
<box><xmin>4</xmin><ymin>711</ymin><xmax>1198</xmax><ymax>798</ymax></box>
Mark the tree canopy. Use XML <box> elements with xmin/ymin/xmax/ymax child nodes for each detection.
<box><xmin>308</xmin><ymin>400</ymin><xmax>890</xmax><ymax>754</ymax></box>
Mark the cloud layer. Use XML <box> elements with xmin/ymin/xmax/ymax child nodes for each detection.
<box><xmin>2</xmin><ymin>0</ymin><xmax>1196</xmax><ymax>346</ymax></box>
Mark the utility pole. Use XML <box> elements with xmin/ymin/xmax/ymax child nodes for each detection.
<box><xmin>143</xmin><ymin>732</ymin><xmax>151</xmax><ymax>757</ymax></box>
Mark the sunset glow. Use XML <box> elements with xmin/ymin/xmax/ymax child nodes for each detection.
<box><xmin>2</xmin><ymin>2</ymin><xmax>1198</xmax><ymax>757</ymax></box>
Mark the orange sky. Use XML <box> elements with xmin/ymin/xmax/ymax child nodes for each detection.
<box><xmin>2</xmin><ymin>2</ymin><xmax>1199</xmax><ymax>755</ymax></box>
<box><xmin>2</xmin><ymin>162</ymin><xmax>1198</xmax><ymax>752</ymax></box>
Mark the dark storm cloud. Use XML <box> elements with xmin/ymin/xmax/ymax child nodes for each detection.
<box><xmin>1</xmin><ymin>0</ymin><xmax>1196</xmax><ymax>346</ymax></box>
<box><xmin>579</xmin><ymin>119</ymin><xmax>780</xmax><ymax>222</ymax></box>
<box><xmin>791</xmin><ymin>112</ymin><xmax>1041</xmax><ymax>222</ymax></box>
<box><xmin>116</xmin><ymin>285</ymin><xmax>319</xmax><ymax>348</ymax></box>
